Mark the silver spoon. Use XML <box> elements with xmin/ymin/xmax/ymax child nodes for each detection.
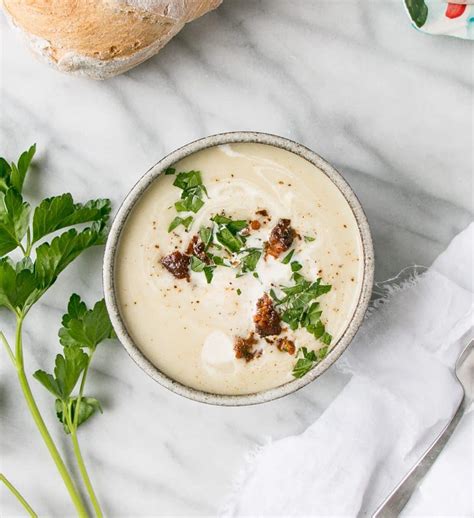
<box><xmin>372</xmin><ymin>339</ymin><xmax>473</xmax><ymax>518</ymax></box>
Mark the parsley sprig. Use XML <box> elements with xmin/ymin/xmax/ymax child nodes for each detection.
<box><xmin>34</xmin><ymin>295</ymin><xmax>114</xmax><ymax>517</ymax></box>
<box><xmin>0</xmin><ymin>145</ymin><xmax>112</xmax><ymax>517</ymax></box>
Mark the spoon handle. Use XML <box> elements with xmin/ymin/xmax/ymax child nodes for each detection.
<box><xmin>371</xmin><ymin>394</ymin><xmax>466</xmax><ymax>518</ymax></box>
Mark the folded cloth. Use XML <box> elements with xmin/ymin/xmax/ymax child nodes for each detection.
<box><xmin>223</xmin><ymin>222</ymin><xmax>473</xmax><ymax>517</ymax></box>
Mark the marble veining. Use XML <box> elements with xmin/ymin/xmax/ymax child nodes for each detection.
<box><xmin>0</xmin><ymin>1</ymin><xmax>472</xmax><ymax>516</ymax></box>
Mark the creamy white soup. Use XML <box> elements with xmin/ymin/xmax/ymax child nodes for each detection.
<box><xmin>115</xmin><ymin>143</ymin><xmax>363</xmax><ymax>395</ymax></box>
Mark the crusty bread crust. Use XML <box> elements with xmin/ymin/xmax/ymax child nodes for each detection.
<box><xmin>2</xmin><ymin>0</ymin><xmax>222</xmax><ymax>79</ymax></box>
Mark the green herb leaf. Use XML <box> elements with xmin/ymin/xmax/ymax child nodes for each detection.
<box><xmin>55</xmin><ymin>396</ymin><xmax>102</xmax><ymax>434</ymax></box>
<box><xmin>59</xmin><ymin>295</ymin><xmax>115</xmax><ymax>349</ymax></box>
<box><xmin>274</xmin><ymin>273</ymin><xmax>332</xmax><ymax>346</ymax></box>
<box><xmin>211</xmin><ymin>214</ymin><xmax>231</xmax><ymax>225</ymax></box>
<box><xmin>164</xmin><ymin>167</ymin><xmax>176</xmax><ymax>175</ymax></box>
<box><xmin>240</xmin><ymin>248</ymin><xmax>262</xmax><ymax>273</ymax></box>
<box><xmin>173</xmin><ymin>170</ymin><xmax>203</xmax><ymax>190</ymax></box>
<box><xmin>292</xmin><ymin>346</ymin><xmax>329</xmax><ymax>378</ymax></box>
<box><xmin>0</xmin><ymin>222</ymin><xmax>107</xmax><ymax>314</ymax></box>
<box><xmin>269</xmin><ymin>288</ymin><xmax>280</xmax><ymax>303</ymax></box>
<box><xmin>290</xmin><ymin>261</ymin><xmax>303</xmax><ymax>273</ymax></box>
<box><xmin>236</xmin><ymin>288</ymin><xmax>242</xmax><ymax>295</ymax></box>
<box><xmin>34</xmin><ymin>222</ymin><xmax>108</xmax><ymax>290</ymax></box>
<box><xmin>0</xmin><ymin>188</ymin><xmax>31</xmax><ymax>255</ymax></box>
<box><xmin>304</xmin><ymin>236</ymin><xmax>315</xmax><ymax>243</ymax></box>
<box><xmin>216</xmin><ymin>227</ymin><xmax>244</xmax><ymax>253</ymax></box>
<box><xmin>199</xmin><ymin>226</ymin><xmax>213</xmax><ymax>250</ymax></box>
<box><xmin>281</xmin><ymin>249</ymin><xmax>294</xmax><ymax>264</ymax></box>
<box><xmin>0</xmin><ymin>144</ymin><xmax>36</xmax><ymax>194</ymax></box>
<box><xmin>0</xmin><ymin>158</ymin><xmax>11</xmax><ymax>193</ymax></box>
<box><xmin>190</xmin><ymin>255</ymin><xmax>206</xmax><ymax>272</ymax></box>
<box><xmin>168</xmin><ymin>215</ymin><xmax>193</xmax><ymax>232</ymax></box>
<box><xmin>174</xmin><ymin>195</ymin><xmax>204</xmax><ymax>214</ymax></box>
<box><xmin>0</xmin><ymin>257</ymin><xmax>36</xmax><ymax>312</ymax></box>
<box><xmin>190</xmin><ymin>256</ymin><xmax>215</xmax><ymax>283</ymax></box>
<box><xmin>34</xmin><ymin>347</ymin><xmax>89</xmax><ymax>400</ymax></box>
<box><xmin>32</xmin><ymin>194</ymin><xmax>111</xmax><ymax>244</ymax></box>
<box><xmin>203</xmin><ymin>266</ymin><xmax>214</xmax><ymax>284</ymax></box>
<box><xmin>405</xmin><ymin>0</ymin><xmax>428</xmax><ymax>28</ymax></box>
<box><xmin>211</xmin><ymin>214</ymin><xmax>247</xmax><ymax>234</ymax></box>
<box><xmin>211</xmin><ymin>255</ymin><xmax>228</xmax><ymax>267</ymax></box>
<box><xmin>13</xmin><ymin>144</ymin><xmax>36</xmax><ymax>193</ymax></box>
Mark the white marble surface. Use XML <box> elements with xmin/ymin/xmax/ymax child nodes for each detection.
<box><xmin>0</xmin><ymin>1</ymin><xmax>472</xmax><ymax>517</ymax></box>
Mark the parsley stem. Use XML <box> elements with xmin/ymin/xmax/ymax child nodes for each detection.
<box><xmin>74</xmin><ymin>353</ymin><xmax>92</xmax><ymax>429</ymax></box>
<box><xmin>0</xmin><ymin>331</ymin><xmax>16</xmax><ymax>366</ymax></box>
<box><xmin>25</xmin><ymin>227</ymin><xmax>32</xmax><ymax>256</ymax></box>
<box><xmin>14</xmin><ymin>316</ymin><xmax>89</xmax><ymax>518</ymax></box>
<box><xmin>0</xmin><ymin>473</ymin><xmax>38</xmax><ymax>517</ymax></box>
<box><xmin>64</xmin><ymin>398</ymin><xmax>103</xmax><ymax>518</ymax></box>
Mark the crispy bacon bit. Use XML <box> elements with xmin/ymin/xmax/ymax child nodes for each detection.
<box><xmin>186</xmin><ymin>235</ymin><xmax>211</xmax><ymax>264</ymax></box>
<box><xmin>234</xmin><ymin>333</ymin><xmax>261</xmax><ymax>362</ymax></box>
<box><xmin>249</xmin><ymin>220</ymin><xmax>261</xmax><ymax>230</ymax></box>
<box><xmin>254</xmin><ymin>293</ymin><xmax>282</xmax><ymax>337</ymax></box>
<box><xmin>256</xmin><ymin>209</ymin><xmax>268</xmax><ymax>217</ymax></box>
<box><xmin>160</xmin><ymin>251</ymin><xmax>190</xmax><ymax>280</ymax></box>
<box><xmin>265</xmin><ymin>218</ymin><xmax>296</xmax><ymax>259</ymax></box>
<box><xmin>275</xmin><ymin>337</ymin><xmax>296</xmax><ymax>355</ymax></box>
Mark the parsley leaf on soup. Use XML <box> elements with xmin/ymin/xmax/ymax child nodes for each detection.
<box><xmin>292</xmin><ymin>346</ymin><xmax>329</xmax><ymax>378</ymax></box>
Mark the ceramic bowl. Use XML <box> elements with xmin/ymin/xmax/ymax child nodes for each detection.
<box><xmin>103</xmin><ymin>132</ymin><xmax>374</xmax><ymax>406</ymax></box>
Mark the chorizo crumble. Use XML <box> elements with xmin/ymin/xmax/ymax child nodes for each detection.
<box><xmin>275</xmin><ymin>337</ymin><xmax>296</xmax><ymax>355</ymax></box>
<box><xmin>265</xmin><ymin>218</ymin><xmax>296</xmax><ymax>259</ymax></box>
<box><xmin>234</xmin><ymin>333</ymin><xmax>261</xmax><ymax>362</ymax></box>
<box><xmin>249</xmin><ymin>220</ymin><xmax>261</xmax><ymax>230</ymax></box>
<box><xmin>186</xmin><ymin>235</ymin><xmax>210</xmax><ymax>264</ymax></box>
<box><xmin>160</xmin><ymin>251</ymin><xmax>190</xmax><ymax>280</ymax></box>
<box><xmin>254</xmin><ymin>293</ymin><xmax>282</xmax><ymax>337</ymax></box>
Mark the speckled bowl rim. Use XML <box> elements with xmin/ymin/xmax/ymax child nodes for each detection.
<box><xmin>103</xmin><ymin>132</ymin><xmax>374</xmax><ymax>406</ymax></box>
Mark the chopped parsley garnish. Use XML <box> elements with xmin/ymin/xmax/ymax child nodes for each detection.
<box><xmin>290</xmin><ymin>260</ymin><xmax>303</xmax><ymax>272</ymax></box>
<box><xmin>174</xmin><ymin>196</ymin><xmax>204</xmax><ymax>213</ymax></box>
<box><xmin>199</xmin><ymin>226</ymin><xmax>213</xmax><ymax>250</ymax></box>
<box><xmin>292</xmin><ymin>346</ymin><xmax>329</xmax><ymax>378</ymax></box>
<box><xmin>189</xmin><ymin>215</ymin><xmax>263</xmax><ymax>283</ymax></box>
<box><xmin>216</xmin><ymin>226</ymin><xmax>245</xmax><ymax>253</ymax></box>
<box><xmin>190</xmin><ymin>255</ymin><xmax>214</xmax><ymax>284</ymax></box>
<box><xmin>304</xmin><ymin>235</ymin><xmax>315</xmax><ymax>242</ymax></box>
<box><xmin>168</xmin><ymin>215</ymin><xmax>193</xmax><ymax>232</ymax></box>
<box><xmin>270</xmin><ymin>272</ymin><xmax>332</xmax><ymax>345</ymax></box>
<box><xmin>236</xmin><ymin>288</ymin><xmax>242</xmax><ymax>295</ymax></box>
<box><xmin>211</xmin><ymin>214</ymin><xmax>247</xmax><ymax>233</ymax></box>
<box><xmin>281</xmin><ymin>249</ymin><xmax>294</xmax><ymax>264</ymax></box>
<box><xmin>164</xmin><ymin>167</ymin><xmax>176</xmax><ymax>175</ymax></box>
<box><xmin>168</xmin><ymin>170</ymin><xmax>208</xmax><ymax>232</ymax></box>
<box><xmin>240</xmin><ymin>248</ymin><xmax>262</xmax><ymax>273</ymax></box>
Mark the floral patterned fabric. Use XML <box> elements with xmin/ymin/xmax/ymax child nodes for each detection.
<box><xmin>405</xmin><ymin>0</ymin><xmax>474</xmax><ymax>39</ymax></box>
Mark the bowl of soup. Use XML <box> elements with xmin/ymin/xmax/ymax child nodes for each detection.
<box><xmin>103</xmin><ymin>132</ymin><xmax>374</xmax><ymax>405</ymax></box>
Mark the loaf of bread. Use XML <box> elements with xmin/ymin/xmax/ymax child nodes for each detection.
<box><xmin>1</xmin><ymin>0</ymin><xmax>222</xmax><ymax>79</ymax></box>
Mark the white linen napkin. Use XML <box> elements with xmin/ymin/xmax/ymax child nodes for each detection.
<box><xmin>223</xmin><ymin>223</ymin><xmax>474</xmax><ymax>517</ymax></box>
